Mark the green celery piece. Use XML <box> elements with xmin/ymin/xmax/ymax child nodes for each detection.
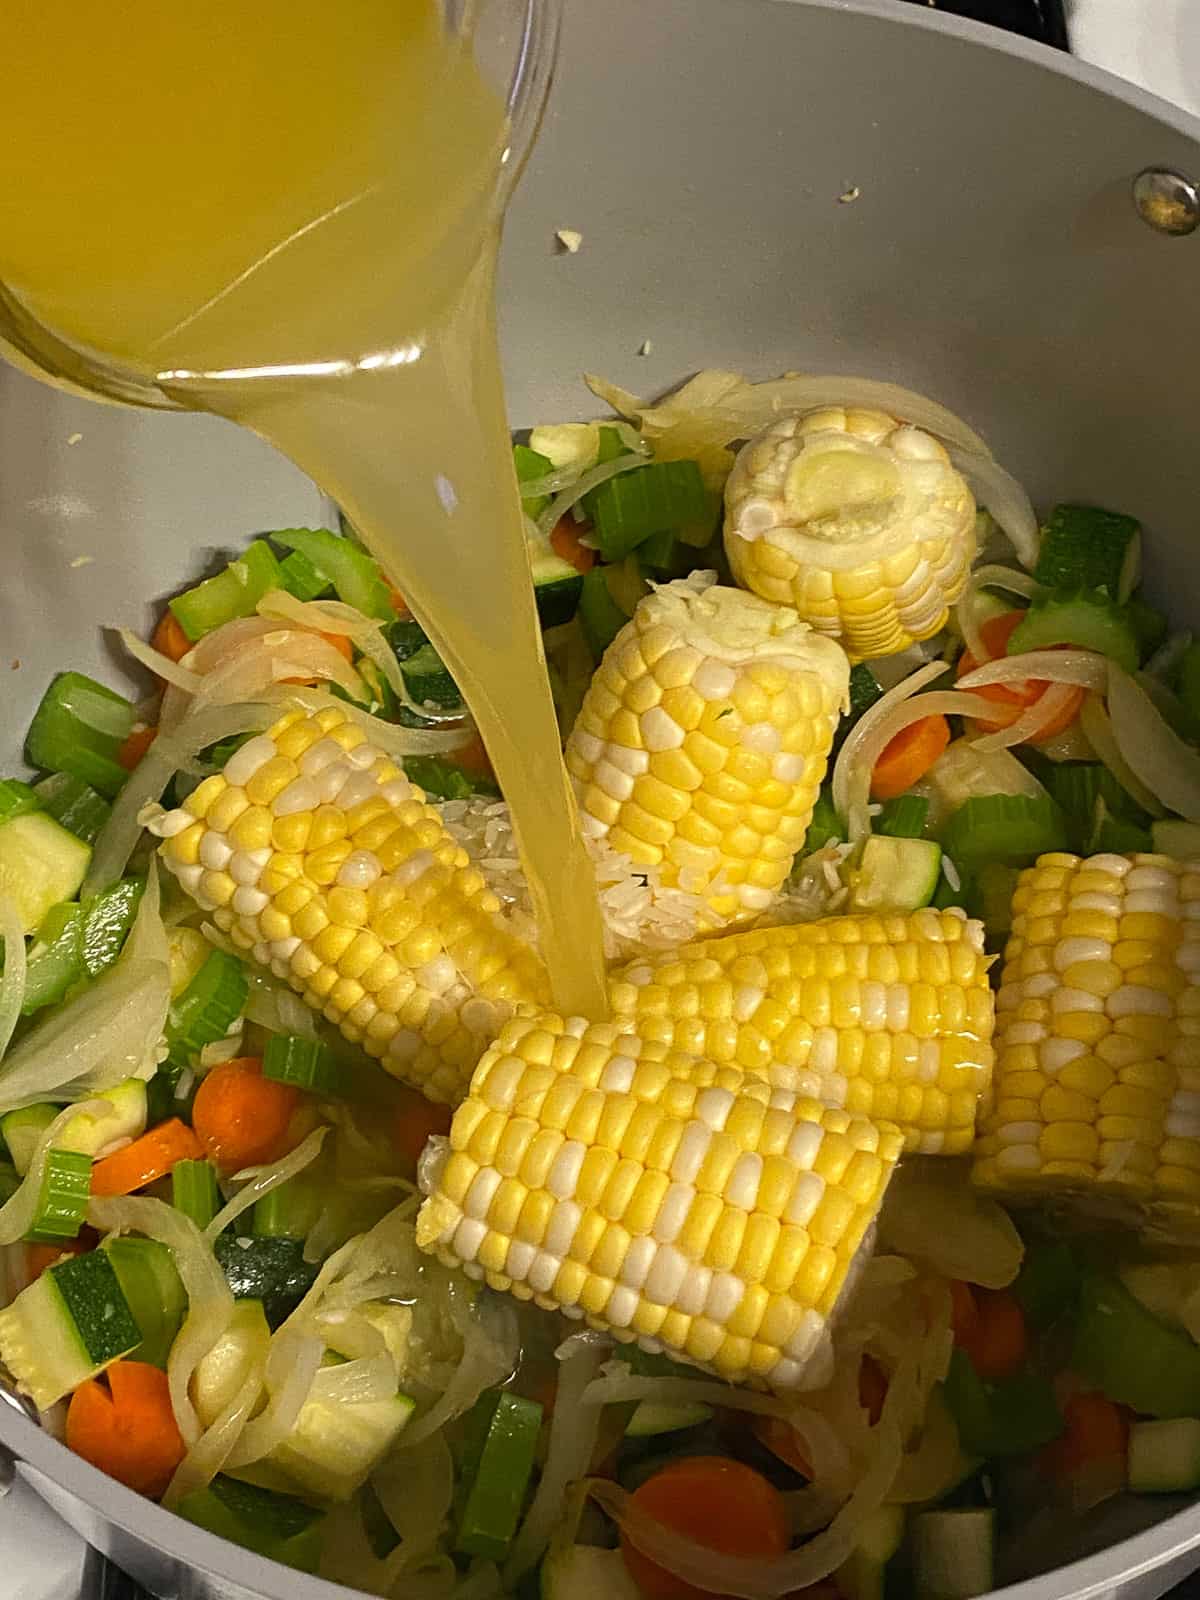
<box><xmin>25</xmin><ymin>672</ymin><xmax>136</xmax><ymax>799</ymax></box>
<box><xmin>578</xmin><ymin>566</ymin><xmax>631</xmax><ymax>661</ymax></box>
<box><xmin>637</xmin><ymin>525</ymin><xmax>680</xmax><ymax>572</ymax></box>
<box><xmin>0</xmin><ymin>780</ymin><xmax>41</xmax><ymax>823</ymax></box>
<box><xmin>964</xmin><ymin>861</ymin><xmax>1020</xmax><ymax>945</ymax></box>
<box><xmin>1045</xmin><ymin>762</ymin><xmax>1150</xmax><ymax>844</ymax></box>
<box><xmin>454</xmin><ymin>1389</ymin><xmax>544</xmax><ymax>1559</ymax></box>
<box><xmin>254</xmin><ymin>1174</ymin><xmax>322</xmax><ymax>1240</ymax></box>
<box><xmin>262</xmin><ymin>1035</ymin><xmax>342</xmax><ymax>1095</ymax></box>
<box><xmin>171</xmin><ymin>1158</ymin><xmax>220</xmax><ymax>1232</ymax></box>
<box><xmin>513</xmin><ymin>443</ymin><xmax>554</xmax><ymax>521</ymax></box>
<box><xmin>103</xmin><ymin>1235</ymin><xmax>187</xmax><ymax>1368</ymax></box>
<box><xmin>1013</xmin><ymin>1238</ymin><xmax>1081</xmax><ymax>1331</ymax></box>
<box><xmin>595</xmin><ymin>426</ymin><xmax>630</xmax><ymax>465</ymax></box>
<box><xmin>34</xmin><ymin>772</ymin><xmax>112</xmax><ymax>846</ymax></box>
<box><xmin>1126</xmin><ymin>595</ymin><xmax>1169</xmax><ymax>663</ymax></box>
<box><xmin>403</xmin><ymin>755</ymin><xmax>500</xmax><ymax>802</ymax></box>
<box><xmin>272</xmin><ymin>528</ymin><xmax>392</xmax><ymax>620</ymax></box>
<box><xmin>177</xmin><ymin>1475</ymin><xmax>324</xmax><ymax>1573</ymax></box>
<box><xmin>803</xmin><ymin>789</ymin><xmax>843</xmax><ymax>854</ymax></box>
<box><xmin>931</xmin><ymin>869</ymin><xmax>965</xmax><ymax>911</ymax></box>
<box><xmin>169</xmin><ymin>540</ymin><xmax>284</xmax><ymax>642</ymax></box>
<box><xmin>213</xmin><ymin>1234</ymin><xmax>320</xmax><ymax>1329</ymax></box>
<box><xmin>80</xmin><ymin>878</ymin><xmax>144</xmax><ymax>978</ymax></box>
<box><xmin>1033</xmin><ymin>504</ymin><xmax>1141</xmax><ymax>600</ymax></box>
<box><xmin>277</xmin><ymin>547</ymin><xmax>332</xmax><ymax>603</ymax></box>
<box><xmin>1007</xmin><ymin>587</ymin><xmax>1138</xmax><ymax>672</ymax></box>
<box><xmin>587</xmin><ymin>460</ymin><xmax>709</xmax><ymax>561</ymax></box>
<box><xmin>21</xmin><ymin>902</ymin><xmax>86</xmax><ymax>1015</ymax></box>
<box><xmin>941</xmin><ymin>794</ymin><xmax>1068</xmax><ymax>872</ymax></box>
<box><xmin>942</xmin><ymin>1348</ymin><xmax>1062</xmax><ymax>1457</ymax></box>
<box><xmin>25</xmin><ymin>1149</ymin><xmax>92</xmax><ymax>1243</ymax></box>
<box><xmin>164</xmin><ymin>948</ymin><xmax>248</xmax><ymax>1069</ymax></box>
<box><xmin>1086</xmin><ymin>799</ymin><xmax>1152</xmax><ymax>856</ymax></box>
<box><xmin>876</xmin><ymin>795</ymin><xmax>930</xmax><ymax>839</ymax></box>
<box><xmin>1073</xmin><ymin>1271</ymin><xmax>1200</xmax><ymax>1418</ymax></box>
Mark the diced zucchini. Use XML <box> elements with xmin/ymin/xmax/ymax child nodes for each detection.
<box><xmin>191</xmin><ymin>1299</ymin><xmax>272</xmax><ymax>1428</ymax></box>
<box><xmin>455</xmin><ymin>1389</ymin><xmax>544</xmax><ymax>1560</ymax></box>
<box><xmin>531</xmin><ymin>556</ymin><xmax>585</xmax><ymax>628</ymax></box>
<box><xmin>57</xmin><ymin>1078</ymin><xmax>148</xmax><ymax>1159</ymax></box>
<box><xmin>169</xmin><ymin>540</ymin><xmax>284</xmax><ymax>642</ymax></box>
<box><xmin>1007</xmin><ymin>588</ymin><xmax>1138</xmax><ymax>671</ymax></box>
<box><xmin>527</xmin><ymin>422</ymin><xmax>600</xmax><ymax>473</ymax></box>
<box><xmin>385</xmin><ymin>616</ymin><xmax>429</xmax><ymax>664</ymax></box>
<box><xmin>0</xmin><ymin>812</ymin><xmax>91</xmax><ymax>934</ymax></box>
<box><xmin>849</xmin><ymin>836</ymin><xmax>943</xmax><ymax>913</ymax></box>
<box><xmin>541</xmin><ymin>1545</ymin><xmax>641</xmax><ymax>1600</ymax></box>
<box><xmin>262</xmin><ymin>1035</ymin><xmax>341</xmax><ymax>1096</ymax></box>
<box><xmin>0</xmin><ymin>1105</ymin><xmax>59</xmax><ymax>1176</ymax></box>
<box><xmin>0</xmin><ymin>1248</ymin><xmax>141</xmax><ymax>1409</ymax></box>
<box><xmin>941</xmin><ymin>793</ymin><xmax>1068</xmax><ymax>871</ymax></box>
<box><xmin>213</xmin><ymin>1234</ymin><xmax>319</xmax><ymax>1329</ymax></box>
<box><xmin>102</xmin><ymin>1236</ymin><xmax>186</xmax><ymax>1369</ymax></box>
<box><xmin>1034</xmin><ymin>504</ymin><xmax>1141</xmax><ymax>602</ymax></box>
<box><xmin>271</xmin><ymin>528</ymin><xmax>392</xmax><ymax>621</ymax></box>
<box><xmin>802</xmin><ymin>788</ymin><xmax>844</xmax><ymax>855</ymax></box>
<box><xmin>1152</xmin><ymin>820</ymin><xmax>1200</xmax><ymax>861</ymax></box>
<box><xmin>586</xmin><ymin>460</ymin><xmax>708</xmax><ymax>561</ymax></box>
<box><xmin>176</xmin><ymin>1474</ymin><xmax>324</xmax><ymax>1573</ymax></box>
<box><xmin>578</xmin><ymin>566</ymin><xmax>633</xmax><ymax>661</ymax></box>
<box><xmin>0</xmin><ymin>780</ymin><xmax>41</xmax><ymax>822</ymax></box>
<box><xmin>401</xmin><ymin>644</ymin><xmax>463</xmax><ymax>711</ymax></box>
<box><xmin>912</xmin><ymin>1508</ymin><xmax>995</xmax><ymax>1600</ymax></box>
<box><xmin>34</xmin><ymin>772</ymin><xmax>111</xmax><ymax>846</ymax></box>
<box><xmin>836</xmin><ymin>1504</ymin><xmax>906</xmax><ymax>1600</ymax></box>
<box><xmin>1129</xmin><ymin>1418</ymin><xmax>1200</xmax><ymax>1493</ymax></box>
<box><xmin>625</xmin><ymin>1399</ymin><xmax>713</xmax><ymax>1437</ymax></box>
<box><xmin>25</xmin><ymin>672</ymin><xmax>136</xmax><ymax>799</ymax></box>
<box><xmin>270</xmin><ymin>1377</ymin><xmax>415</xmax><ymax>1501</ymax></box>
<box><xmin>26</xmin><ymin>1149</ymin><xmax>92</xmax><ymax>1244</ymax></box>
<box><xmin>172</xmin><ymin>1157</ymin><xmax>220</xmax><ymax>1231</ymax></box>
<box><xmin>164</xmin><ymin>948</ymin><xmax>248</xmax><ymax>1068</ymax></box>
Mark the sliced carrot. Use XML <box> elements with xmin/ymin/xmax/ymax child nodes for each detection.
<box><xmin>90</xmin><ymin>1119</ymin><xmax>202</xmax><ymax>1197</ymax></box>
<box><xmin>449</xmin><ymin>731</ymin><xmax>494</xmax><ymax>780</ymax></box>
<box><xmin>151</xmin><ymin>609</ymin><xmax>193</xmax><ymax>665</ymax></box>
<box><xmin>25</xmin><ymin>1231</ymin><xmax>93</xmax><ymax>1281</ymax></box>
<box><xmin>191</xmin><ymin>1056</ymin><xmax>300</xmax><ymax>1172</ymax></box>
<box><xmin>958</xmin><ymin>611</ymin><xmax>1084</xmax><ymax>743</ymax></box>
<box><xmin>117</xmin><ymin>724</ymin><xmax>158</xmax><ymax>772</ymax></box>
<box><xmin>392</xmin><ymin>1085</ymin><xmax>453</xmax><ymax>1170</ymax></box>
<box><xmin>66</xmin><ymin>1360</ymin><xmax>185</xmax><ymax>1499</ymax></box>
<box><xmin>388</xmin><ymin>584</ymin><xmax>412</xmax><ymax>618</ymax></box>
<box><xmin>549</xmin><ymin>516</ymin><xmax>596</xmax><ymax>575</ymax></box>
<box><xmin>621</xmin><ymin>1456</ymin><xmax>790</xmax><ymax>1600</ymax></box>
<box><xmin>1038</xmin><ymin>1391</ymin><xmax>1130</xmax><ymax>1480</ymax></box>
<box><xmin>870</xmin><ymin>714</ymin><xmax>950</xmax><ymax>801</ymax></box>
<box><xmin>956</xmin><ymin>1288</ymin><xmax>1027</xmax><ymax>1381</ymax></box>
<box><xmin>754</xmin><ymin>1354</ymin><xmax>887</xmax><ymax>1478</ymax></box>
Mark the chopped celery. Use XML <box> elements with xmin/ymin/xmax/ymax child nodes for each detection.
<box><xmin>164</xmin><ymin>948</ymin><xmax>248</xmax><ymax>1069</ymax></box>
<box><xmin>803</xmin><ymin>788</ymin><xmax>843</xmax><ymax>854</ymax></box>
<box><xmin>513</xmin><ymin>443</ymin><xmax>555</xmax><ymax>520</ymax></box>
<box><xmin>579</xmin><ymin>566</ymin><xmax>632</xmax><ymax>661</ymax></box>
<box><xmin>1126</xmin><ymin>595</ymin><xmax>1169</xmax><ymax>663</ymax></box>
<box><xmin>79</xmin><ymin>878</ymin><xmax>144</xmax><ymax>977</ymax></box>
<box><xmin>25</xmin><ymin>672</ymin><xmax>135</xmax><ymax>799</ymax></box>
<box><xmin>21</xmin><ymin>902</ymin><xmax>85</xmax><ymax>1015</ymax></box>
<box><xmin>172</xmin><ymin>1158</ymin><xmax>220</xmax><ymax>1231</ymax></box>
<box><xmin>103</xmin><ymin>1236</ymin><xmax>186</xmax><ymax>1368</ymax></box>
<box><xmin>272</xmin><ymin>528</ymin><xmax>392</xmax><ymax>621</ymax></box>
<box><xmin>963</xmin><ymin>861</ymin><xmax>1020</xmax><ymax>944</ymax></box>
<box><xmin>277</xmin><ymin>547</ymin><xmax>332</xmax><ymax>603</ymax></box>
<box><xmin>1013</xmin><ymin>1238</ymin><xmax>1081</xmax><ymax>1331</ymax></box>
<box><xmin>1086</xmin><ymin>798</ymin><xmax>1152</xmax><ymax>855</ymax></box>
<box><xmin>1044</xmin><ymin>761</ymin><xmax>1149</xmax><ymax>851</ymax></box>
<box><xmin>0</xmin><ymin>780</ymin><xmax>40</xmax><ymax>822</ymax></box>
<box><xmin>168</xmin><ymin>540</ymin><xmax>284</xmax><ymax>642</ymax></box>
<box><xmin>34</xmin><ymin>772</ymin><xmax>111</xmax><ymax>846</ymax></box>
<box><xmin>254</xmin><ymin>1175</ymin><xmax>322</xmax><ymax>1241</ymax></box>
<box><xmin>876</xmin><ymin>794</ymin><xmax>930</xmax><ymax>839</ymax></box>
<box><xmin>1033</xmin><ymin>504</ymin><xmax>1141</xmax><ymax>601</ymax></box>
<box><xmin>177</xmin><ymin>1475</ymin><xmax>324</xmax><ymax>1573</ymax></box>
<box><xmin>586</xmin><ymin>460</ymin><xmax>708</xmax><ymax>561</ymax></box>
<box><xmin>25</xmin><ymin>1148</ymin><xmax>92</xmax><ymax>1243</ymax></box>
<box><xmin>403</xmin><ymin>755</ymin><xmax>500</xmax><ymax>801</ymax></box>
<box><xmin>214</xmin><ymin>1234</ymin><xmax>319</xmax><ymax>1328</ymax></box>
<box><xmin>1073</xmin><ymin>1271</ymin><xmax>1200</xmax><ymax>1418</ymax></box>
<box><xmin>941</xmin><ymin>794</ymin><xmax>1068</xmax><ymax>871</ymax></box>
<box><xmin>454</xmin><ymin>1389</ymin><xmax>544</xmax><ymax>1559</ymax></box>
<box><xmin>263</xmin><ymin>1035</ymin><xmax>342</xmax><ymax>1096</ymax></box>
<box><xmin>0</xmin><ymin>1105</ymin><xmax>58</xmax><ymax>1175</ymax></box>
<box><xmin>637</xmin><ymin>525</ymin><xmax>682</xmax><ymax>573</ymax></box>
<box><xmin>942</xmin><ymin>1349</ymin><xmax>1062</xmax><ymax>1457</ymax></box>
<box><xmin>1007</xmin><ymin>588</ymin><xmax>1138</xmax><ymax>672</ymax></box>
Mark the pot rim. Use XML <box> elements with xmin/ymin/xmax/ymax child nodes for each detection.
<box><xmin>4</xmin><ymin>1</ymin><xmax>1200</xmax><ymax>1596</ymax></box>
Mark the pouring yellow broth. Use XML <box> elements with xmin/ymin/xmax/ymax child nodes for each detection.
<box><xmin>0</xmin><ymin>0</ymin><xmax>606</xmax><ymax>1023</ymax></box>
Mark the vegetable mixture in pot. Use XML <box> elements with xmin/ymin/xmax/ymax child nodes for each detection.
<box><xmin>1</xmin><ymin>369</ymin><xmax>1199</xmax><ymax>1600</ymax></box>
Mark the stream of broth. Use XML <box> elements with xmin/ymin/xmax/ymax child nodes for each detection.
<box><xmin>0</xmin><ymin>0</ymin><xmax>608</xmax><ymax>1018</ymax></box>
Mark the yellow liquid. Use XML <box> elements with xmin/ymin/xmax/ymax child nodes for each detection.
<box><xmin>0</xmin><ymin>0</ymin><xmax>607</xmax><ymax>1018</ymax></box>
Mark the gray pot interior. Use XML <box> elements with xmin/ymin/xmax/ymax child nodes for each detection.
<box><xmin>3</xmin><ymin>0</ymin><xmax>1200</xmax><ymax>1595</ymax></box>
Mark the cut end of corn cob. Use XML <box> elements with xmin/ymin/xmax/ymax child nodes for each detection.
<box><xmin>974</xmin><ymin>851</ymin><xmax>1200</xmax><ymax>1225</ymax></box>
<box><xmin>565</xmin><ymin>573</ymin><xmax>849</xmax><ymax>926</ymax></box>
<box><xmin>148</xmin><ymin>704</ymin><xmax>548</xmax><ymax>1104</ymax></box>
<box><xmin>417</xmin><ymin>1011</ymin><xmax>903</xmax><ymax>1389</ymax></box>
<box><xmin>611</xmin><ymin>909</ymin><xmax>995</xmax><ymax>1154</ymax></box>
<box><xmin>724</xmin><ymin>407</ymin><xmax>976</xmax><ymax>661</ymax></box>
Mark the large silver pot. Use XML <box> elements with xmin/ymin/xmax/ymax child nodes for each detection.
<box><xmin>3</xmin><ymin>0</ymin><xmax>1200</xmax><ymax>1594</ymax></box>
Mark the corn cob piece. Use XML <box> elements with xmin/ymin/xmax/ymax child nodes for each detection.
<box><xmin>610</xmin><ymin>909</ymin><xmax>994</xmax><ymax>1154</ymax></box>
<box><xmin>724</xmin><ymin>407</ymin><xmax>976</xmax><ymax>661</ymax></box>
<box><xmin>565</xmin><ymin>573</ymin><xmax>849</xmax><ymax>925</ymax></box>
<box><xmin>417</xmin><ymin>1012</ymin><xmax>903</xmax><ymax>1388</ymax></box>
<box><xmin>973</xmin><ymin>851</ymin><xmax>1200</xmax><ymax>1217</ymax></box>
<box><xmin>148</xmin><ymin>705</ymin><xmax>548</xmax><ymax>1104</ymax></box>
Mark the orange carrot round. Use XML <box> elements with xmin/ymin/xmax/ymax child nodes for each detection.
<box><xmin>549</xmin><ymin>516</ymin><xmax>596</xmax><ymax>575</ymax></box>
<box><xmin>958</xmin><ymin>611</ymin><xmax>1084</xmax><ymax>742</ymax></box>
<box><xmin>117</xmin><ymin>725</ymin><xmax>158</xmax><ymax>772</ymax></box>
<box><xmin>621</xmin><ymin>1456</ymin><xmax>790</xmax><ymax>1600</ymax></box>
<box><xmin>66</xmin><ymin>1360</ymin><xmax>185</xmax><ymax>1499</ymax></box>
<box><xmin>957</xmin><ymin>1288</ymin><xmax>1027</xmax><ymax>1381</ymax></box>
<box><xmin>392</xmin><ymin>1086</ymin><xmax>453</xmax><ymax>1171</ymax></box>
<box><xmin>192</xmin><ymin>1056</ymin><xmax>300</xmax><ymax>1172</ymax></box>
<box><xmin>1038</xmin><ymin>1391</ymin><xmax>1130</xmax><ymax>1481</ymax></box>
<box><xmin>152</xmin><ymin>609</ymin><xmax>194</xmax><ymax>665</ymax></box>
<box><xmin>90</xmin><ymin>1119</ymin><xmax>202</xmax><ymax>1196</ymax></box>
<box><xmin>870</xmin><ymin>714</ymin><xmax>950</xmax><ymax>801</ymax></box>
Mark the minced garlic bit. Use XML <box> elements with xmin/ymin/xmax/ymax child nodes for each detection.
<box><xmin>555</xmin><ymin>228</ymin><xmax>583</xmax><ymax>254</ymax></box>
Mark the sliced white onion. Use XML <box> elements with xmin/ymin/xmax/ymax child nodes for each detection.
<box><xmin>118</xmin><ymin>627</ymin><xmax>203</xmax><ymax>692</ymax></box>
<box><xmin>242</xmin><ymin>970</ymin><xmax>320</xmax><ymax>1038</ymax></box>
<box><xmin>372</xmin><ymin>1433</ymin><xmax>456</xmax><ymax>1582</ymax></box>
<box><xmin>969</xmin><ymin>683</ymin><xmax>1079</xmax><ymax>753</ymax></box>
<box><xmin>204</xmin><ymin>1126</ymin><xmax>327</xmax><ymax>1243</ymax></box>
<box><xmin>224</xmin><ymin>1328</ymin><xmax>325</xmax><ymax>1467</ymax></box>
<box><xmin>89</xmin><ymin>1193</ymin><xmax>235</xmax><ymax>1446</ymax></box>
<box><xmin>1079</xmin><ymin>693</ymin><xmax>1166</xmax><ymax>819</ymax></box>
<box><xmin>1108</xmin><ymin>666</ymin><xmax>1200</xmax><ymax>822</ymax></box>
<box><xmin>256</xmin><ymin>590</ymin><xmax>366</xmax><ymax>636</ymax></box>
<box><xmin>536</xmin><ymin>453</ymin><xmax>650</xmax><ymax>539</ymax></box>
<box><xmin>401</xmin><ymin>1288</ymin><xmax>518</xmax><ymax>1448</ymax></box>
<box><xmin>580</xmin><ymin>1365</ymin><xmax>794</xmax><ymax>1421</ymax></box>
<box><xmin>956</xmin><ymin>564</ymin><xmax>1040</xmax><ymax>664</ymax></box>
<box><xmin>0</xmin><ymin>894</ymin><xmax>26</xmax><ymax>1063</ymax></box>
<box><xmin>521</xmin><ymin>445</ymin><xmax>646</xmax><ymax>502</ymax></box>
<box><xmin>833</xmin><ymin>661</ymin><xmax>949</xmax><ymax>827</ymax></box>
<box><xmin>877</xmin><ymin>1162</ymin><xmax>1023</xmax><ymax>1289</ymax></box>
<box><xmin>0</xmin><ymin>1101</ymin><xmax>109</xmax><ymax>1245</ymax></box>
<box><xmin>277</xmin><ymin>685</ymin><xmax>466</xmax><ymax>756</ymax></box>
<box><xmin>956</xmin><ymin>649</ymin><xmax>1109</xmax><ymax>694</ymax></box>
<box><xmin>164</xmin><ymin>1364</ymin><xmax>264</xmax><ymax>1509</ymax></box>
<box><xmin>950</xmin><ymin>450</ymin><xmax>1039</xmax><ymax>569</ymax></box>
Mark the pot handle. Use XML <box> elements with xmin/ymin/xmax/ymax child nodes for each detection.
<box><xmin>84</xmin><ymin>1545</ymin><xmax>159</xmax><ymax>1599</ymax></box>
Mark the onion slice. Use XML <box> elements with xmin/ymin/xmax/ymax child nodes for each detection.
<box><xmin>1079</xmin><ymin>693</ymin><xmax>1167</xmax><ymax>819</ymax></box>
<box><xmin>956</xmin><ymin>564</ymin><xmax>1040</xmax><ymax>664</ymax></box>
<box><xmin>536</xmin><ymin>453</ymin><xmax>649</xmax><ymax>539</ymax></box>
<box><xmin>1107</xmin><ymin>667</ymin><xmax>1200</xmax><ymax>822</ymax></box>
<box><xmin>0</xmin><ymin>894</ymin><xmax>26</xmax><ymax>1063</ymax></box>
<box><xmin>204</xmin><ymin>1125</ymin><xmax>327</xmax><ymax>1243</ymax></box>
<box><xmin>969</xmin><ymin>683</ymin><xmax>1078</xmax><ymax>753</ymax></box>
<box><xmin>956</xmin><ymin>649</ymin><xmax>1109</xmax><ymax>695</ymax></box>
<box><xmin>950</xmin><ymin>451</ymin><xmax>1039</xmax><ymax>569</ymax></box>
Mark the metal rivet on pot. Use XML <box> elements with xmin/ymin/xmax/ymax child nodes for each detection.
<box><xmin>1132</xmin><ymin>167</ymin><xmax>1200</xmax><ymax>236</ymax></box>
